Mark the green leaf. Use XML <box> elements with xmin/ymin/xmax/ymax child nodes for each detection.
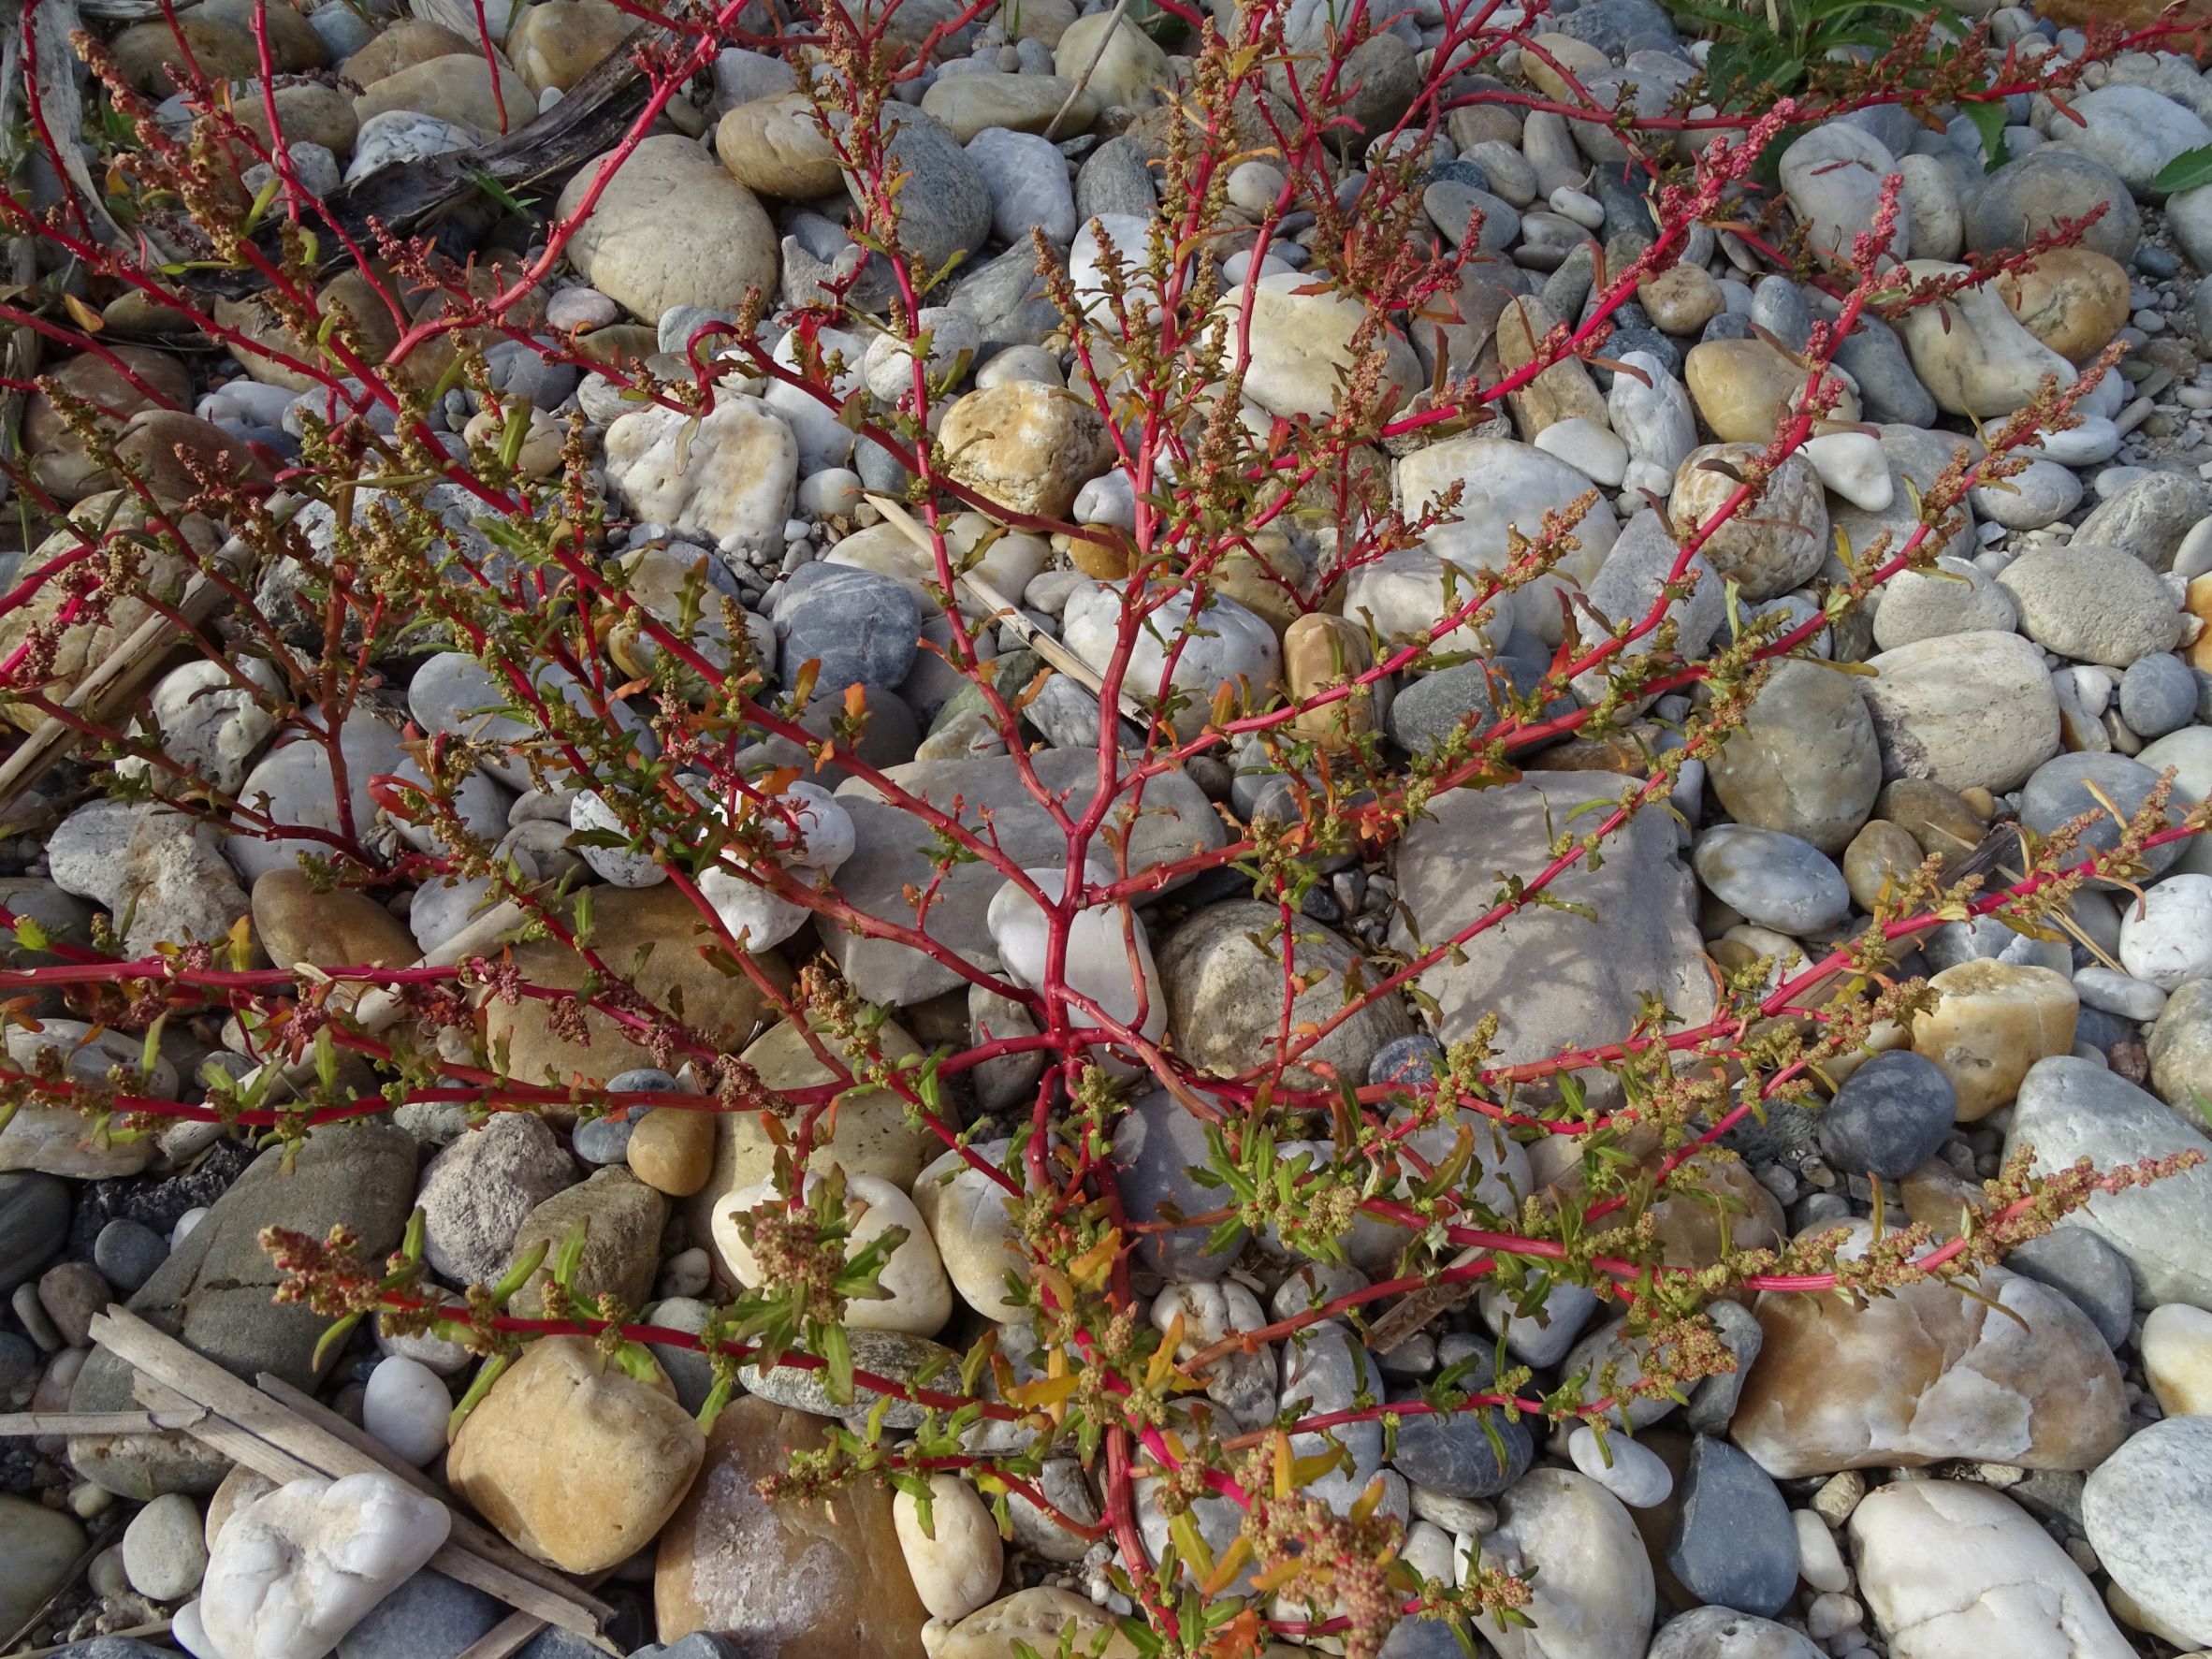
<box><xmin>2153</xmin><ymin>142</ymin><xmax>2212</xmax><ymax>196</ymax></box>
<box><xmin>1960</xmin><ymin>98</ymin><xmax>2010</xmax><ymax>171</ymax></box>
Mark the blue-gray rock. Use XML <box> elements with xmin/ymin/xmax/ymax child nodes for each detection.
<box><xmin>1370</xmin><ymin>1033</ymin><xmax>1446</xmax><ymax>1088</ymax></box>
<box><xmin>1664</xmin><ymin>1434</ymin><xmax>1797</xmax><ymax>1618</ymax></box>
<box><xmin>2083</xmin><ymin>1415</ymin><xmax>2212</xmax><ymax>1647</ymax></box>
<box><xmin>1388</xmin><ymin>635</ymin><xmax>1562</xmax><ymax>754</ymax></box>
<box><xmin>1700</xmin><ymin>312</ymin><xmax>1754</xmax><ymax>343</ymax></box>
<box><xmin>41</xmin><ymin>1642</ymin><xmax>175</xmax><ymax>1659</ymax></box>
<box><xmin>2121</xmin><ymin>653</ymin><xmax>2199</xmax><ymax>739</ymax></box>
<box><xmin>1428</xmin><ymin>158</ymin><xmax>1492</xmax><ymax>193</ymax></box>
<box><xmin>1692</xmin><ymin>825</ymin><xmax>1852</xmax><ymax>936</ymax></box>
<box><xmin>772</xmin><ymin>564</ymin><xmax>923</xmax><ymax>698</ymax></box>
<box><xmin>2004</xmin><ymin>1224</ymin><xmax>2134</xmax><ymax>1351</ymax></box>
<box><xmin>92</xmin><ymin>1217</ymin><xmax>167</xmax><ymax>1294</ymax></box>
<box><xmin>571</xmin><ymin>1114</ymin><xmax>635</xmax><ymax>1166</ymax></box>
<box><xmin>2007</xmin><ymin>1055</ymin><xmax>2212</xmax><ymax>1309</ymax></box>
<box><xmin>1551</xmin><ymin>0</ymin><xmax>1679</xmax><ymax>59</ymax></box>
<box><xmin>632</xmin><ymin>1637</ymin><xmax>741</xmax><ymax>1659</ymax></box>
<box><xmin>1817</xmin><ymin>1050</ymin><xmax>1957</xmax><ymax>1180</ymax></box>
<box><xmin>1705</xmin><ymin>658</ymin><xmax>1883</xmax><ymax>854</ymax></box>
<box><xmin>1964</xmin><ymin>148</ymin><xmax>2142</xmax><ymax>263</ymax></box>
<box><xmin>1594</xmin><ymin>327</ymin><xmax>1679</xmax><ymax>388</ymax></box>
<box><xmin>2076</xmin><ymin>1003</ymin><xmax>2137</xmax><ymax>1054</ymax></box>
<box><xmin>1646</xmin><ymin>1608</ymin><xmax>1822</xmax><ymax>1659</ymax></box>
<box><xmin>1424</xmin><ymin>181</ymin><xmax>1519</xmax><ymax>253</ymax></box>
<box><xmin>66</xmin><ymin>1122</ymin><xmax>420</xmax><ymax>1497</ymax></box>
<box><xmin>2074</xmin><ymin>473</ymin><xmax>2212</xmax><ymax>574</ymax></box>
<box><xmin>483</xmin><ymin>339</ymin><xmax>579</xmax><ymax>409</ymax></box>
<box><xmin>0</xmin><ymin>1172</ymin><xmax>69</xmax><ymax>1295</ymax></box>
<box><xmin>862</xmin><ymin>110</ymin><xmax>991</xmax><ymax>283</ymax></box>
<box><xmin>0</xmin><ymin>1332</ymin><xmax>36</xmax><ymax>1396</ymax></box>
<box><xmin>2137</xmin><ymin>245</ymin><xmax>2181</xmax><ymax>278</ymax></box>
<box><xmin>945</xmin><ymin>243</ymin><xmax>1061</xmax><ymax>353</ymax></box>
<box><xmin>1388</xmin><ymin>1391</ymin><xmax>1534</xmax><ymax>1500</ymax></box>
<box><xmin>1748</xmin><ymin>276</ymin><xmax>1812</xmax><ymax>353</ymax></box>
<box><xmin>1683</xmin><ymin>1299</ymin><xmax>1763</xmax><ymax>1435</ymax></box>
<box><xmin>1074</xmin><ymin>136</ymin><xmax>1158</xmax><ymax>220</ymax></box>
<box><xmin>1829</xmin><ymin>312</ymin><xmax>1937</xmax><ymax>428</ymax></box>
<box><xmin>1113</xmin><ymin>1087</ymin><xmax>1245</xmax><ymax>1279</ymax></box>
<box><xmin>337</xmin><ymin>1570</ymin><xmax>504</xmax><ymax>1659</ymax></box>
<box><xmin>1589</xmin><ymin>161</ymin><xmax>1657</xmax><ymax>240</ymax></box>
<box><xmin>517</xmin><ymin>1633</ymin><xmax>611</xmax><ymax>1659</ymax></box>
<box><xmin>2018</xmin><ymin>752</ymin><xmax>2195</xmax><ymax>880</ymax></box>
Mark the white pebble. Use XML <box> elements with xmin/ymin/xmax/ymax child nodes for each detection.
<box><xmin>1794</xmin><ymin>1506</ymin><xmax>1850</xmax><ymax>1593</ymax></box>
<box><xmin>1566</xmin><ymin>1425</ymin><xmax>1672</xmax><ymax>1507</ymax></box>
<box><xmin>172</xmin><ymin>1208</ymin><xmax>209</xmax><ymax>1247</ymax></box>
<box><xmin>362</xmin><ymin>1356</ymin><xmax>451</xmax><ymax>1466</ymax></box>
<box><xmin>1806</xmin><ymin>1591</ymin><xmax>1865</xmax><ymax>1639</ymax></box>
<box><xmin>1532</xmin><ymin>416</ymin><xmax>1628</xmax><ymax>487</ymax></box>
<box><xmin>124</xmin><ymin>1492</ymin><xmax>210</xmax><ymax>1600</ymax></box>
<box><xmin>1803</xmin><ymin>430</ymin><xmax>1892</xmax><ymax>512</ymax></box>
<box><xmin>796</xmin><ymin>467</ymin><xmax>864</xmax><ymax>518</ymax></box>
<box><xmin>1549</xmin><ymin>186</ymin><xmax>1605</xmax><ymax>229</ymax></box>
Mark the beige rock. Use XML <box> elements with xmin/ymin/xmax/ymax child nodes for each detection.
<box><xmin>2143</xmin><ymin>1302</ymin><xmax>2212</xmax><ymax>1417</ymax></box>
<box><xmin>690</xmin><ymin>1016</ymin><xmax>937</xmax><ymax>1249</ymax></box>
<box><xmin>937</xmin><ymin>383</ymin><xmax>1113</xmax><ymax>520</ymax></box>
<box><xmin>1496</xmin><ymin>294</ymin><xmax>1608</xmax><ymax>437</ymax></box>
<box><xmin>939</xmin><ymin>1589</ymin><xmax>1138</xmax><ymax>1659</ymax></box>
<box><xmin>1053</xmin><ymin>10</ymin><xmax>1171</xmax><ymax>108</ymax></box>
<box><xmin>1519</xmin><ymin>31</ymin><xmax>1610</xmax><ymax>99</ymax></box>
<box><xmin>197</xmin><ymin>0</ymin><xmax>328</xmax><ymax>69</ymax></box>
<box><xmin>1910</xmin><ymin>960</ymin><xmax>2077</xmax><ymax>1120</ymax></box>
<box><xmin>1685</xmin><ymin>337</ymin><xmax>1859</xmax><ymax>444</ymax></box>
<box><xmin>654</xmin><ymin>1395</ymin><xmax>932</xmax><ymax>1659</ymax></box>
<box><xmin>911</xmin><ymin>1142</ymin><xmax>1026</xmax><ymax>1322</ymax></box>
<box><xmin>714</xmin><ymin>93</ymin><xmax>842</xmax><ymax>198</ymax></box>
<box><xmin>352</xmin><ymin>53</ymin><xmax>533</xmax><ymax>139</ymax></box>
<box><xmin>507</xmin><ymin>0</ymin><xmax>635</xmax><ymax>95</ymax></box>
<box><xmin>215</xmin><ymin>268</ymin><xmax>404</xmax><ymax>394</ymax></box>
<box><xmin>1732</xmin><ymin>1224</ymin><xmax>2129</xmax><ymax>1478</ymax></box>
<box><xmin>1005</xmin><ymin>0</ymin><xmax>1077</xmax><ymax>44</ymax></box>
<box><xmin>502</xmin><ymin>1167</ymin><xmax>667</xmax><ymax>1317</ymax></box>
<box><xmin>1637</xmin><ymin>264</ymin><xmax>1724</xmax><ymax>335</ymax></box>
<box><xmin>893</xmin><ymin>1473</ymin><xmax>1003</xmax><ymax>1621</ymax></box>
<box><xmin>339</xmin><ymin>19</ymin><xmax>476</xmax><ymax>83</ymax></box>
<box><xmin>461</xmin><ymin>404</ymin><xmax>564</xmax><ymax>479</ymax></box>
<box><xmin>252</xmin><ymin>870</ymin><xmax>417</xmax><ymax>975</ymax></box>
<box><xmin>0</xmin><ymin>497</ymin><xmax>217</xmax><ymax>734</ymax></box>
<box><xmin>25</xmin><ymin>346</ymin><xmax>195</xmax><ymax>504</ymax></box>
<box><xmin>1283</xmin><ymin>612</ymin><xmax>1377</xmax><ymax>749</ymax></box>
<box><xmin>109</xmin><ymin>17</ymin><xmax>259</xmax><ymax>95</ymax></box>
<box><xmin>602</xmin><ymin>395</ymin><xmax>797</xmax><ymax>557</ymax></box>
<box><xmin>1841</xmin><ymin>819</ymin><xmax>1927</xmax><ymax>910</ymax></box>
<box><xmin>1668</xmin><ymin>445</ymin><xmax>1828</xmax><ymax>602</ymax></box>
<box><xmin>1857</xmin><ymin>632</ymin><xmax>2062</xmax><ymax>793</ymax></box>
<box><xmin>921</xmin><ymin>73</ymin><xmax>1096</xmax><ymax>141</ymax></box>
<box><xmin>113</xmin><ymin>411</ymin><xmax>270</xmax><ymax>512</ymax></box>
<box><xmin>481</xmin><ymin>884</ymin><xmax>790</xmax><ymax>1085</ymax></box>
<box><xmin>203</xmin><ymin>81</ymin><xmax>361</xmax><ymax>164</ymax></box>
<box><xmin>447</xmin><ymin>1336</ymin><xmax>704</xmax><ymax>1573</ymax></box>
<box><xmin>1894</xmin><ymin>260</ymin><xmax>2077</xmax><ymax>418</ymax></box>
<box><xmin>626</xmin><ymin>1107</ymin><xmax>715</xmax><ymax>1197</ymax></box>
<box><xmin>1996</xmin><ymin>247</ymin><xmax>2132</xmax><ymax>368</ymax></box>
<box><xmin>713</xmin><ymin>1171</ymin><xmax>952</xmax><ymax>1335</ymax></box>
<box><xmin>555</xmin><ymin>134</ymin><xmax>780</xmax><ymax>324</ymax></box>
<box><xmin>1220</xmin><ymin>271</ymin><xmax>1424</xmax><ymax>425</ymax></box>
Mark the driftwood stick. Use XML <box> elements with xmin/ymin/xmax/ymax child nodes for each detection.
<box><xmin>0</xmin><ymin>1408</ymin><xmax>208</xmax><ymax>1437</ymax></box>
<box><xmin>172</xmin><ymin>27</ymin><xmax>659</xmax><ymax>299</ymax></box>
<box><xmin>862</xmin><ymin>492</ymin><xmax>1150</xmax><ymax>726</ymax></box>
<box><xmin>94</xmin><ymin>1309</ymin><xmax>612</xmax><ymax>1641</ymax></box>
<box><xmin>0</xmin><ymin>490</ymin><xmax>305</xmax><ymax>822</ymax></box>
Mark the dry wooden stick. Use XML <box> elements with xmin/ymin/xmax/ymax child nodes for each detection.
<box><xmin>0</xmin><ymin>1408</ymin><xmax>207</xmax><ymax>1437</ymax></box>
<box><xmin>862</xmin><ymin>492</ymin><xmax>1150</xmax><ymax>725</ymax></box>
<box><xmin>94</xmin><ymin>1308</ymin><xmax>613</xmax><ymax>1642</ymax></box>
<box><xmin>0</xmin><ymin>491</ymin><xmax>306</xmax><ymax>822</ymax></box>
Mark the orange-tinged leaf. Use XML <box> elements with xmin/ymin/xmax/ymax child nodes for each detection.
<box><xmin>1198</xmin><ymin>1535</ymin><xmax>1256</xmax><ymax>1599</ymax></box>
<box><xmin>1248</xmin><ymin>1557</ymin><xmax>1304</xmax><ymax>1594</ymax></box>
<box><xmin>843</xmin><ymin>681</ymin><xmax>868</xmax><ymax>721</ymax></box>
<box><xmin>1068</xmin><ymin>1228</ymin><xmax>1120</xmax><ymax>1291</ymax></box>
<box><xmin>1272</xmin><ymin>1429</ymin><xmax>1293</xmax><ymax>1498</ymax></box>
<box><xmin>1349</xmin><ymin>1475</ymin><xmax>1387</xmax><ymax>1524</ymax></box>
<box><xmin>1005</xmin><ymin>1372</ymin><xmax>1082</xmax><ymax>1410</ymax></box>
<box><xmin>62</xmin><ymin>293</ymin><xmax>105</xmax><ymax>333</ymax></box>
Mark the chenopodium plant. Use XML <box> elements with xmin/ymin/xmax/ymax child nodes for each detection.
<box><xmin>0</xmin><ymin>0</ymin><xmax>2205</xmax><ymax>1652</ymax></box>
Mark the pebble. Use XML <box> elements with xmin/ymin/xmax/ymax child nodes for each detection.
<box><xmin>362</xmin><ymin>1356</ymin><xmax>450</xmax><ymax>1467</ymax></box>
<box><xmin>1816</xmin><ymin>1049</ymin><xmax>1957</xmax><ymax>1179</ymax></box>
<box><xmin>1566</xmin><ymin>1426</ymin><xmax>1671</xmax><ymax>1507</ymax></box>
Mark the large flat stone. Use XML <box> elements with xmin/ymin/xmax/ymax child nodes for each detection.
<box><xmin>828</xmin><ymin>750</ymin><xmax>1225</xmax><ymax>1006</ymax></box>
<box><xmin>1388</xmin><ymin>772</ymin><xmax>1713</xmax><ymax>1098</ymax></box>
